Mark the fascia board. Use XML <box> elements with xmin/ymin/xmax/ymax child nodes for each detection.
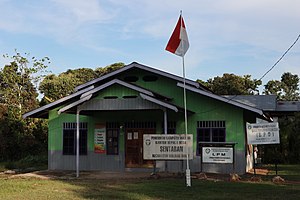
<box><xmin>177</xmin><ymin>82</ymin><xmax>263</xmax><ymax>116</ymax></box>
<box><xmin>140</xmin><ymin>93</ymin><xmax>178</xmax><ymax>112</ymax></box>
<box><xmin>75</xmin><ymin>62</ymin><xmax>200</xmax><ymax>91</ymax></box>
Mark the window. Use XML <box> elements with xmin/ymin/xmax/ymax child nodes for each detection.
<box><xmin>161</xmin><ymin>121</ymin><xmax>176</xmax><ymax>134</ymax></box>
<box><xmin>106</xmin><ymin>122</ymin><xmax>119</xmax><ymax>155</ymax></box>
<box><xmin>124</xmin><ymin>121</ymin><xmax>156</xmax><ymax>129</ymax></box>
<box><xmin>63</xmin><ymin>122</ymin><xmax>88</xmax><ymax>155</ymax></box>
<box><xmin>197</xmin><ymin>121</ymin><xmax>226</xmax><ymax>142</ymax></box>
<box><xmin>197</xmin><ymin>121</ymin><xmax>225</xmax><ymax>155</ymax></box>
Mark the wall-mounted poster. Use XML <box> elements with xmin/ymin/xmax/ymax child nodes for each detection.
<box><xmin>94</xmin><ymin>123</ymin><xmax>106</xmax><ymax>154</ymax></box>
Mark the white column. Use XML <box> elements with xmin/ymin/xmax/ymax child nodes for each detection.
<box><xmin>76</xmin><ymin>108</ymin><xmax>80</xmax><ymax>178</ymax></box>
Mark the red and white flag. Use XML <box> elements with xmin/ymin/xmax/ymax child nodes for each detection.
<box><xmin>165</xmin><ymin>14</ymin><xmax>189</xmax><ymax>57</ymax></box>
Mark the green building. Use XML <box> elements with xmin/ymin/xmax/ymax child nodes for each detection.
<box><xmin>24</xmin><ymin>62</ymin><xmax>269</xmax><ymax>174</ymax></box>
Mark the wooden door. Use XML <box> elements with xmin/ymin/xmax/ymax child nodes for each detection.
<box><xmin>125</xmin><ymin>129</ymin><xmax>153</xmax><ymax>168</ymax></box>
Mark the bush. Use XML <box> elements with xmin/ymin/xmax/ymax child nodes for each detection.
<box><xmin>4</xmin><ymin>154</ymin><xmax>47</xmax><ymax>171</ymax></box>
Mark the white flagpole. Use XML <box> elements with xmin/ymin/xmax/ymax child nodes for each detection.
<box><xmin>180</xmin><ymin>11</ymin><xmax>191</xmax><ymax>187</ymax></box>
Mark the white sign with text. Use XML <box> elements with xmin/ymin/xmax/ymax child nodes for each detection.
<box><xmin>202</xmin><ymin>147</ymin><xmax>234</xmax><ymax>163</ymax></box>
<box><xmin>246</xmin><ymin>122</ymin><xmax>280</xmax><ymax>145</ymax></box>
<box><xmin>143</xmin><ymin>134</ymin><xmax>193</xmax><ymax>160</ymax></box>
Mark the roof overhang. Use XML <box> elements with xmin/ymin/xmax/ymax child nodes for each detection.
<box><xmin>177</xmin><ymin>82</ymin><xmax>268</xmax><ymax>119</ymax></box>
<box><xmin>24</xmin><ymin>79</ymin><xmax>182</xmax><ymax>118</ymax></box>
<box><xmin>75</xmin><ymin>62</ymin><xmax>204</xmax><ymax>92</ymax></box>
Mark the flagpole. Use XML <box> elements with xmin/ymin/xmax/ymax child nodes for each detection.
<box><xmin>180</xmin><ymin>11</ymin><xmax>191</xmax><ymax>187</ymax></box>
<box><xmin>165</xmin><ymin>10</ymin><xmax>191</xmax><ymax>186</ymax></box>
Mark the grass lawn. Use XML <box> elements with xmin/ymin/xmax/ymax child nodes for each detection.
<box><xmin>0</xmin><ymin>176</ymin><xmax>299</xmax><ymax>200</ymax></box>
<box><xmin>0</xmin><ymin>164</ymin><xmax>299</xmax><ymax>200</ymax></box>
<box><xmin>266</xmin><ymin>164</ymin><xmax>300</xmax><ymax>181</ymax></box>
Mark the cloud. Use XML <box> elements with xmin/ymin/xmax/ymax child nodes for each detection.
<box><xmin>0</xmin><ymin>0</ymin><xmax>299</xmax><ymax>81</ymax></box>
<box><xmin>50</xmin><ymin>0</ymin><xmax>115</xmax><ymax>23</ymax></box>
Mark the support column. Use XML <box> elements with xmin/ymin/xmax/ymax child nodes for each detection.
<box><xmin>163</xmin><ymin>108</ymin><xmax>168</xmax><ymax>172</ymax></box>
<box><xmin>76</xmin><ymin>108</ymin><xmax>80</xmax><ymax>178</ymax></box>
<box><xmin>163</xmin><ymin>108</ymin><xmax>168</xmax><ymax>134</ymax></box>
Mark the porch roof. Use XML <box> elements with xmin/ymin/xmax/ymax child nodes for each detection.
<box><xmin>23</xmin><ymin>79</ymin><xmax>181</xmax><ymax>119</ymax></box>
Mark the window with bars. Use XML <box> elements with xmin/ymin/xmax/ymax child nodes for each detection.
<box><xmin>197</xmin><ymin>120</ymin><xmax>226</xmax><ymax>143</ymax></box>
<box><xmin>63</xmin><ymin>122</ymin><xmax>88</xmax><ymax>155</ymax></box>
<box><xmin>161</xmin><ymin>121</ymin><xmax>176</xmax><ymax>134</ymax></box>
<box><xmin>197</xmin><ymin>120</ymin><xmax>226</xmax><ymax>155</ymax></box>
<box><xmin>106</xmin><ymin>122</ymin><xmax>119</xmax><ymax>155</ymax></box>
<box><xmin>124</xmin><ymin>121</ymin><xmax>156</xmax><ymax>129</ymax></box>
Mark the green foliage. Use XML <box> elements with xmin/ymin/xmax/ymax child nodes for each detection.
<box><xmin>39</xmin><ymin>62</ymin><xmax>125</xmax><ymax>103</ymax></box>
<box><xmin>95</xmin><ymin>62</ymin><xmax>124</xmax><ymax>76</ymax></box>
<box><xmin>264</xmin><ymin>72</ymin><xmax>300</xmax><ymax>100</ymax></box>
<box><xmin>4</xmin><ymin>154</ymin><xmax>47</xmax><ymax>170</ymax></box>
<box><xmin>263</xmin><ymin>113</ymin><xmax>300</xmax><ymax>164</ymax></box>
<box><xmin>0</xmin><ymin>51</ymin><xmax>49</xmax><ymax>161</ymax></box>
<box><xmin>198</xmin><ymin>73</ymin><xmax>261</xmax><ymax>95</ymax></box>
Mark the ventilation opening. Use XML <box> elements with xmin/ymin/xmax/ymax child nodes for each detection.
<box><xmin>124</xmin><ymin>76</ymin><xmax>139</xmax><ymax>82</ymax></box>
<box><xmin>123</xmin><ymin>95</ymin><xmax>138</xmax><ymax>99</ymax></box>
<box><xmin>143</xmin><ymin>75</ymin><xmax>158</xmax><ymax>82</ymax></box>
<box><xmin>104</xmin><ymin>96</ymin><xmax>118</xmax><ymax>99</ymax></box>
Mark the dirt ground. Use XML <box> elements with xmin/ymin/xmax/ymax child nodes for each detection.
<box><xmin>6</xmin><ymin>168</ymin><xmax>268</xmax><ymax>181</ymax></box>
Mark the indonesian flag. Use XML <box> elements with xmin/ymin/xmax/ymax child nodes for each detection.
<box><xmin>165</xmin><ymin>15</ymin><xmax>189</xmax><ymax>57</ymax></box>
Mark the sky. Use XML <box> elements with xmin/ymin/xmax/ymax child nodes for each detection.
<box><xmin>0</xmin><ymin>0</ymin><xmax>299</xmax><ymax>88</ymax></box>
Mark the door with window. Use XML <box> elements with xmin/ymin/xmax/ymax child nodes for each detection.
<box><xmin>125</xmin><ymin>129</ymin><xmax>154</xmax><ymax>168</ymax></box>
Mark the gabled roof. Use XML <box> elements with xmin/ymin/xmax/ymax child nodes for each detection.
<box><xmin>23</xmin><ymin>85</ymin><xmax>96</xmax><ymax>119</ymax></box>
<box><xmin>23</xmin><ymin>79</ymin><xmax>179</xmax><ymax>119</ymax></box>
<box><xmin>24</xmin><ymin>62</ymin><xmax>269</xmax><ymax>120</ymax></box>
<box><xmin>177</xmin><ymin>82</ymin><xmax>266</xmax><ymax>117</ymax></box>
<box><xmin>223</xmin><ymin>95</ymin><xmax>277</xmax><ymax>111</ymax></box>
<box><xmin>75</xmin><ymin>62</ymin><xmax>209</xmax><ymax>92</ymax></box>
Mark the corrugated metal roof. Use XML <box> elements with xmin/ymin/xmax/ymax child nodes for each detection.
<box><xmin>223</xmin><ymin>95</ymin><xmax>300</xmax><ymax>112</ymax></box>
<box><xmin>178</xmin><ymin>83</ymin><xmax>265</xmax><ymax>117</ymax></box>
<box><xmin>223</xmin><ymin>95</ymin><xmax>277</xmax><ymax>111</ymax></box>
<box><xmin>276</xmin><ymin>101</ymin><xmax>300</xmax><ymax>111</ymax></box>
<box><xmin>74</xmin><ymin>62</ymin><xmax>209</xmax><ymax>92</ymax></box>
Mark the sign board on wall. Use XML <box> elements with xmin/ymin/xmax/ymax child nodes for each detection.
<box><xmin>143</xmin><ymin>134</ymin><xmax>193</xmax><ymax>160</ymax></box>
<box><xmin>202</xmin><ymin>147</ymin><xmax>233</xmax><ymax>164</ymax></box>
<box><xmin>94</xmin><ymin>124</ymin><xmax>106</xmax><ymax>154</ymax></box>
<box><xmin>246</xmin><ymin>122</ymin><xmax>280</xmax><ymax>145</ymax></box>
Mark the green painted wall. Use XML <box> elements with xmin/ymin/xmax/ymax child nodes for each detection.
<box><xmin>117</xmin><ymin>69</ymin><xmax>246</xmax><ymax>150</ymax></box>
<box><xmin>48</xmin><ymin>68</ymin><xmax>249</xmax><ymax>153</ymax></box>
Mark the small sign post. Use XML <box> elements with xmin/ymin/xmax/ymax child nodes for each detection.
<box><xmin>246</xmin><ymin>122</ymin><xmax>280</xmax><ymax>175</ymax></box>
<box><xmin>202</xmin><ymin>146</ymin><xmax>234</xmax><ymax>164</ymax></box>
<box><xmin>246</xmin><ymin>122</ymin><xmax>280</xmax><ymax>145</ymax></box>
<box><xmin>199</xmin><ymin>142</ymin><xmax>236</xmax><ymax>174</ymax></box>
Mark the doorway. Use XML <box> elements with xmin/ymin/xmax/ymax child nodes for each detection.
<box><xmin>125</xmin><ymin>129</ymin><xmax>154</xmax><ymax>168</ymax></box>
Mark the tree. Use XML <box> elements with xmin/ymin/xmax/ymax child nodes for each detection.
<box><xmin>0</xmin><ymin>51</ymin><xmax>50</xmax><ymax>161</ymax></box>
<box><xmin>264</xmin><ymin>72</ymin><xmax>300</xmax><ymax>100</ymax></box>
<box><xmin>263</xmin><ymin>80</ymin><xmax>282</xmax><ymax>97</ymax></box>
<box><xmin>39</xmin><ymin>68</ymin><xmax>97</xmax><ymax>102</ymax></box>
<box><xmin>198</xmin><ymin>73</ymin><xmax>262</xmax><ymax>95</ymax></box>
<box><xmin>95</xmin><ymin>62</ymin><xmax>124</xmax><ymax>76</ymax></box>
<box><xmin>39</xmin><ymin>62</ymin><xmax>125</xmax><ymax>103</ymax></box>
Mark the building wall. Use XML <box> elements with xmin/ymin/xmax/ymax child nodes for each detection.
<box><xmin>47</xmin><ymin>70</ymin><xmax>251</xmax><ymax>174</ymax></box>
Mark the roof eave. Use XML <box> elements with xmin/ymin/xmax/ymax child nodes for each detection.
<box><xmin>177</xmin><ymin>82</ymin><xmax>265</xmax><ymax>117</ymax></box>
